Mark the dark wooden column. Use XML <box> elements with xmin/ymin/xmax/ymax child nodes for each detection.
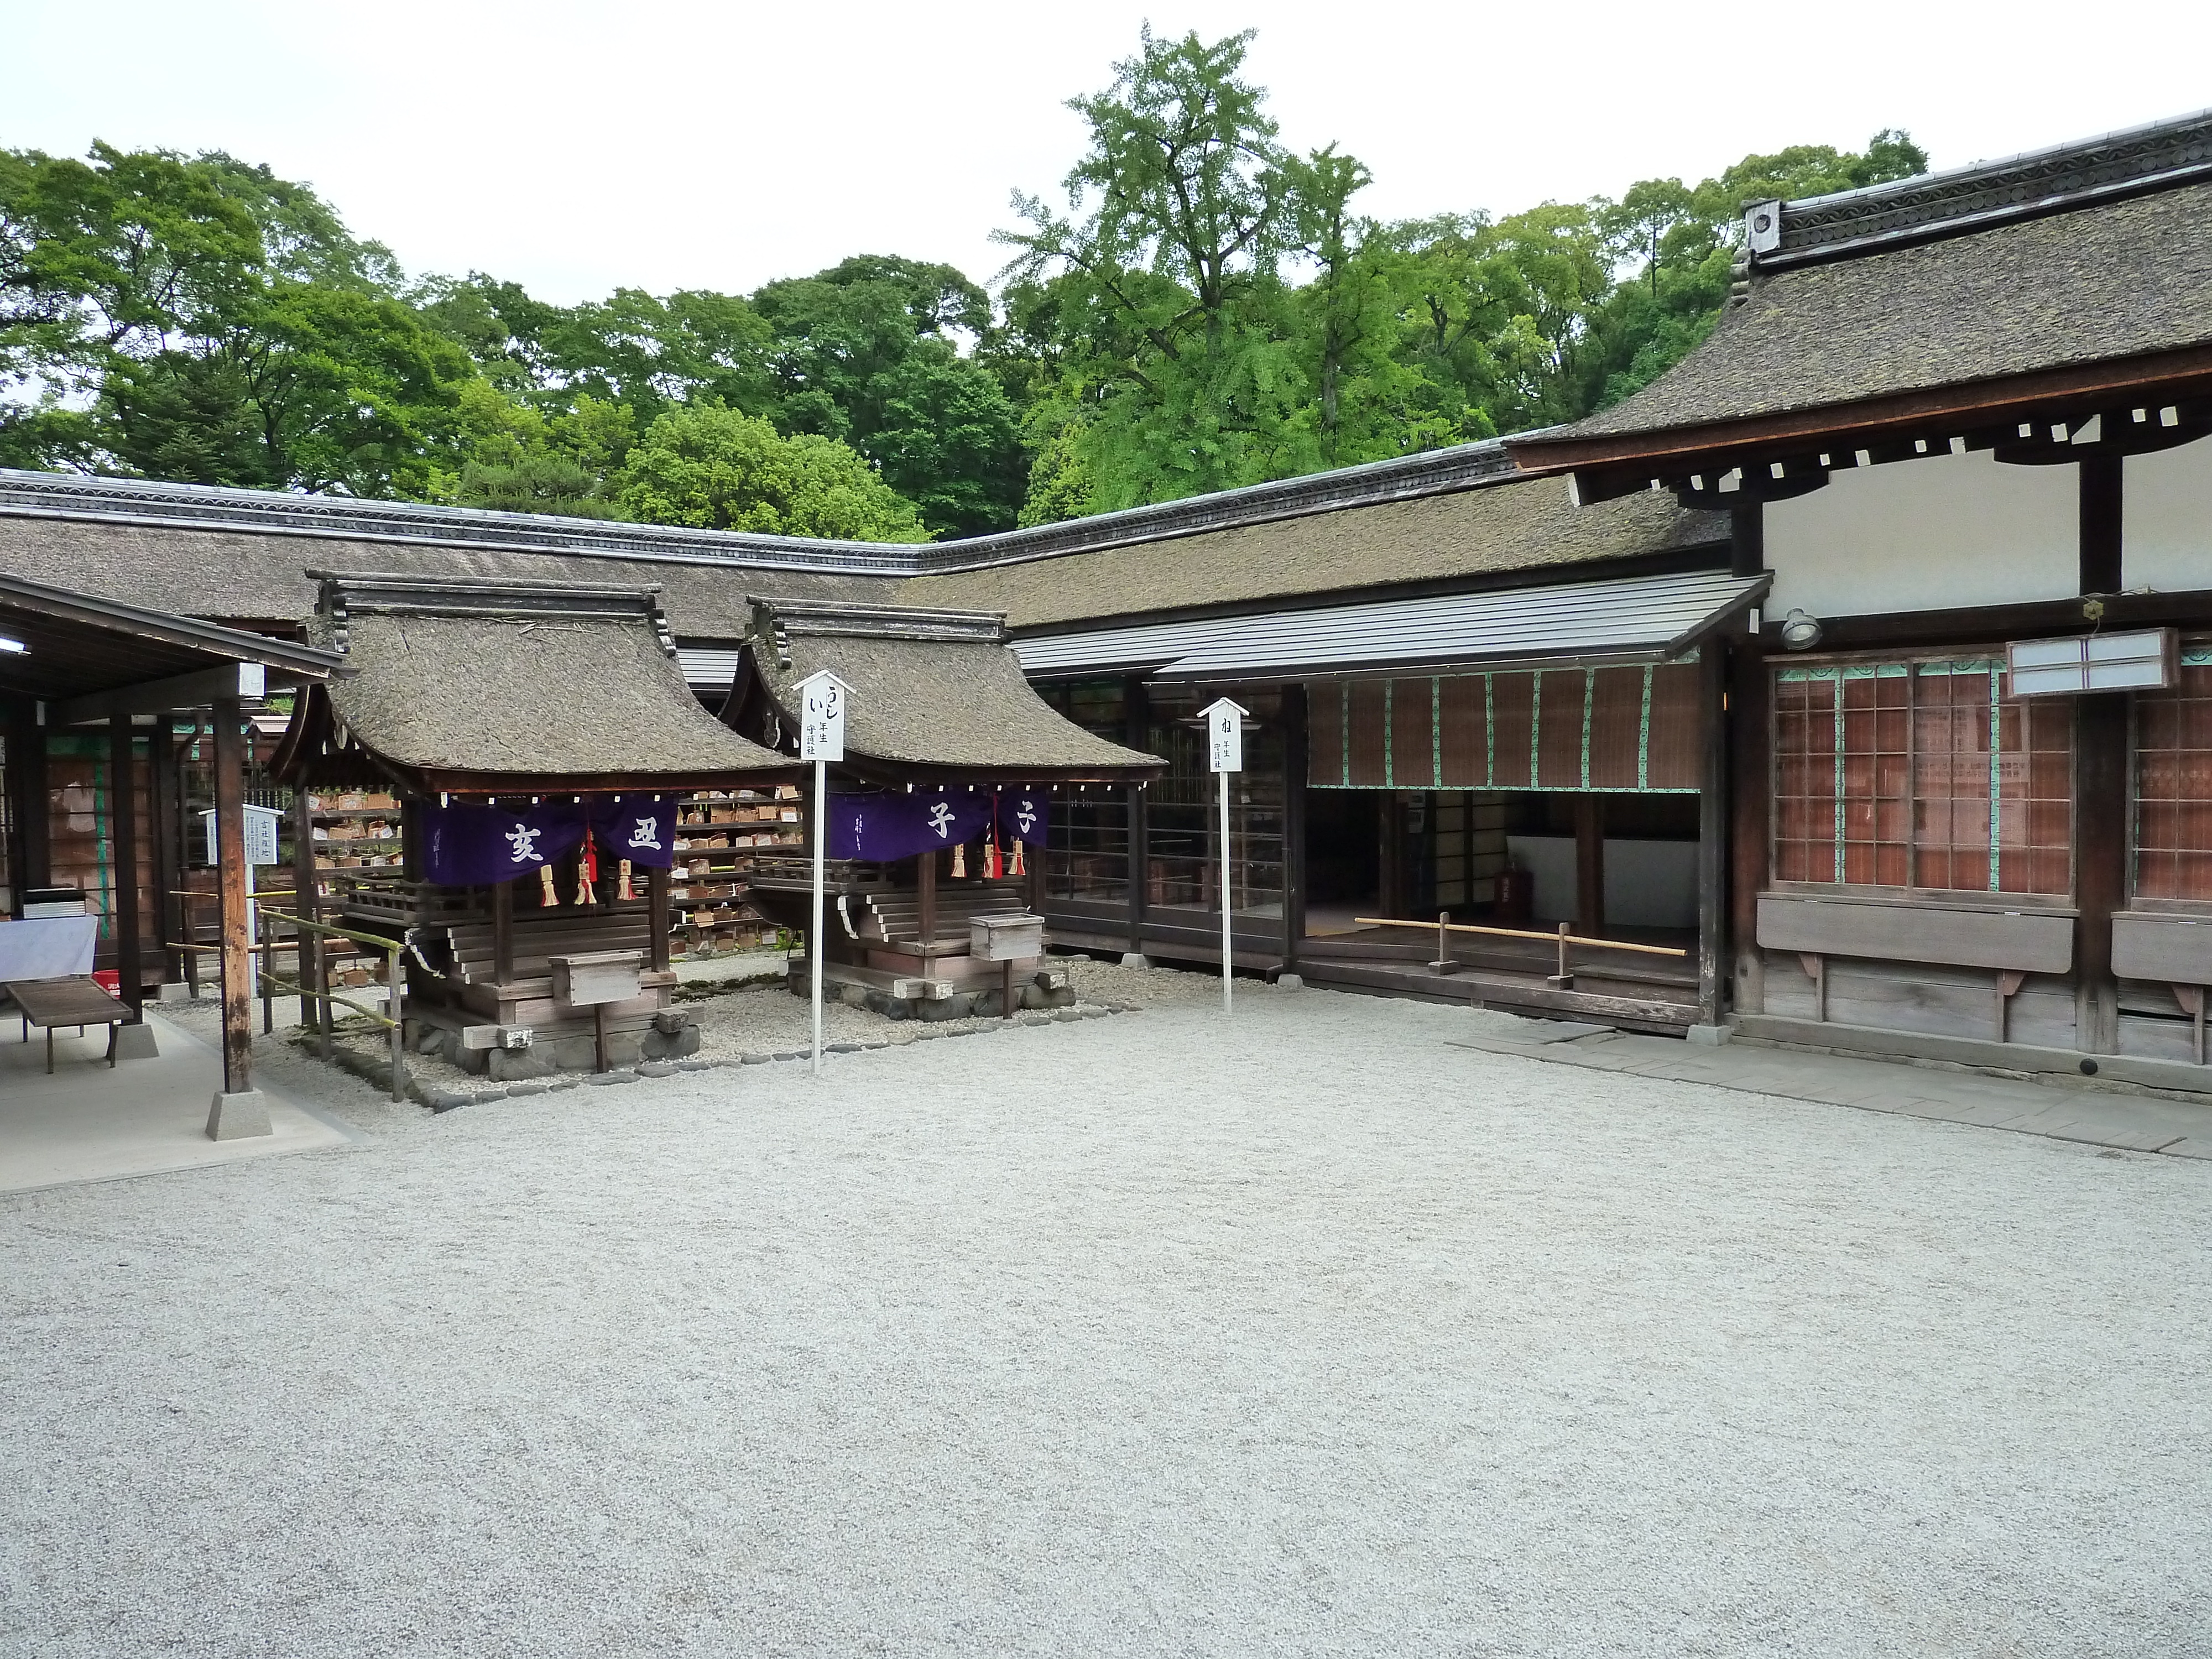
<box><xmin>212</xmin><ymin>697</ymin><xmax>253</xmax><ymax>1093</ymax></box>
<box><xmin>5</xmin><ymin>698</ymin><xmax>50</xmax><ymax>904</ymax></box>
<box><xmin>1574</xmin><ymin>794</ymin><xmax>1606</xmax><ymax>936</ymax></box>
<box><xmin>108</xmin><ymin>716</ymin><xmax>144</xmax><ymax>1021</ymax></box>
<box><xmin>917</xmin><ymin>842</ymin><xmax>937</xmax><ymax>950</ymax></box>
<box><xmin>291</xmin><ymin>786</ymin><xmax>321</xmax><ymax>1033</ymax></box>
<box><xmin>151</xmin><ymin>717</ymin><xmax>182</xmax><ymax>980</ymax></box>
<box><xmin>1379</xmin><ymin>793</ymin><xmax>1407</xmax><ymax>917</ymax></box>
<box><xmin>1730</xmin><ymin>500</ymin><xmax>1765</xmax><ymax>580</ymax></box>
<box><xmin>1728</xmin><ymin>635</ymin><xmax>1771</xmax><ymax>1015</ymax></box>
<box><xmin>2075</xmin><ymin>453</ymin><xmax>2128</xmax><ymax>1052</ymax></box>
<box><xmin>1697</xmin><ymin>645</ymin><xmax>1730</xmax><ymax>1026</ymax></box>
<box><xmin>646</xmin><ymin>864</ymin><xmax>671</xmax><ymax>972</ymax></box>
<box><xmin>1280</xmin><ymin>684</ymin><xmax>1308</xmax><ymax>974</ymax></box>
<box><xmin>1124</xmin><ymin>676</ymin><xmax>1150</xmax><ymax>954</ymax></box>
<box><xmin>492</xmin><ymin>874</ymin><xmax>515</xmax><ymax>982</ymax></box>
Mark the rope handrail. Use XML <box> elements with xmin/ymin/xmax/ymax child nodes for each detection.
<box><xmin>1352</xmin><ymin>916</ymin><xmax>1688</xmax><ymax>958</ymax></box>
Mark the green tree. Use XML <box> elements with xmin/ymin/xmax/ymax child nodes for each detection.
<box><xmin>997</xmin><ymin>27</ymin><xmax>1314</xmax><ymax>511</ymax></box>
<box><xmin>615</xmin><ymin>401</ymin><xmax>928</xmax><ymax>541</ymax></box>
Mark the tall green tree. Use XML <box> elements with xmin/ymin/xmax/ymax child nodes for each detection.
<box><xmin>615</xmin><ymin>401</ymin><xmax>928</xmax><ymax>541</ymax></box>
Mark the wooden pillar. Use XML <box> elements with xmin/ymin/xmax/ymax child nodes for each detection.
<box><xmin>1379</xmin><ymin>794</ymin><xmax>1406</xmax><ymax>918</ymax></box>
<box><xmin>151</xmin><ymin>717</ymin><xmax>182</xmax><ymax>980</ymax></box>
<box><xmin>1124</xmin><ymin>676</ymin><xmax>1150</xmax><ymax>954</ymax></box>
<box><xmin>1697</xmin><ymin>645</ymin><xmax>1729</xmax><ymax>1026</ymax></box>
<box><xmin>2075</xmin><ymin>452</ymin><xmax>2128</xmax><ymax>1051</ymax></box>
<box><xmin>917</xmin><ymin>840</ymin><xmax>937</xmax><ymax>951</ymax></box>
<box><xmin>1729</xmin><ymin>636</ymin><xmax>1771</xmax><ymax>1015</ymax></box>
<box><xmin>107</xmin><ymin>716</ymin><xmax>144</xmax><ymax>1020</ymax></box>
<box><xmin>1574</xmin><ymin>794</ymin><xmax>1606</xmax><ymax>936</ymax></box>
<box><xmin>492</xmin><ymin>873</ymin><xmax>515</xmax><ymax>983</ymax></box>
<box><xmin>212</xmin><ymin>697</ymin><xmax>252</xmax><ymax>1093</ymax></box>
<box><xmin>5</xmin><ymin>697</ymin><xmax>50</xmax><ymax>904</ymax></box>
<box><xmin>1730</xmin><ymin>500</ymin><xmax>1765</xmax><ymax>580</ymax></box>
<box><xmin>646</xmin><ymin>863</ymin><xmax>671</xmax><ymax>972</ymax></box>
<box><xmin>1280</xmin><ymin>684</ymin><xmax>1308</xmax><ymax>973</ymax></box>
<box><xmin>291</xmin><ymin>786</ymin><xmax>322</xmax><ymax>1032</ymax></box>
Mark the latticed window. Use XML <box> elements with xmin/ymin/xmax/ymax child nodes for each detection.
<box><xmin>1773</xmin><ymin>659</ymin><xmax>2072</xmax><ymax>896</ymax></box>
<box><xmin>2133</xmin><ymin>645</ymin><xmax>2212</xmax><ymax>903</ymax></box>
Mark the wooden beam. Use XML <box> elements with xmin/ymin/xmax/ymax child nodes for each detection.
<box><xmin>212</xmin><ymin>696</ymin><xmax>252</xmax><ymax>1093</ymax></box>
<box><xmin>151</xmin><ymin>716</ymin><xmax>181</xmax><ymax>981</ymax></box>
<box><xmin>49</xmin><ymin>660</ymin><xmax>272</xmax><ymax>729</ymax></box>
<box><xmin>107</xmin><ymin>715</ymin><xmax>143</xmax><ymax>1019</ymax></box>
<box><xmin>492</xmin><ymin>873</ymin><xmax>514</xmax><ymax>983</ymax></box>
<box><xmin>2075</xmin><ymin>453</ymin><xmax>2130</xmax><ymax>1054</ymax></box>
<box><xmin>5</xmin><ymin>697</ymin><xmax>49</xmax><ymax>902</ymax></box>
<box><xmin>646</xmin><ymin>864</ymin><xmax>670</xmax><ymax>973</ymax></box>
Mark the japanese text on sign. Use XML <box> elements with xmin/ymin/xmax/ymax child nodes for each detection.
<box><xmin>799</xmin><ymin>672</ymin><xmax>846</xmax><ymax>762</ymax></box>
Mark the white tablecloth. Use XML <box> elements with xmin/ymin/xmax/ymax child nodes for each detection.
<box><xmin>0</xmin><ymin>915</ymin><xmax>99</xmax><ymax>982</ymax></box>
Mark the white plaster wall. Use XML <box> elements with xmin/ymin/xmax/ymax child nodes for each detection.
<box><xmin>1764</xmin><ymin>448</ymin><xmax>2078</xmax><ymax>618</ymax></box>
<box><xmin>1505</xmin><ymin>835</ymin><xmax>1699</xmax><ymax>930</ymax></box>
<box><xmin>2124</xmin><ymin>436</ymin><xmax>2212</xmax><ymax>594</ymax></box>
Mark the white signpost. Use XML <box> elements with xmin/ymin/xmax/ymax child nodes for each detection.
<box><xmin>1201</xmin><ymin>697</ymin><xmax>1247</xmax><ymax>1014</ymax></box>
<box><xmin>796</xmin><ymin>671</ymin><xmax>848</xmax><ymax>1076</ymax></box>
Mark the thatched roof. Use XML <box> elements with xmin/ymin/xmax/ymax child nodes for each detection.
<box><xmin>287</xmin><ymin>572</ymin><xmax>796</xmax><ymax>793</ymax></box>
<box><xmin>897</xmin><ymin>475</ymin><xmax>1720</xmax><ymax>629</ymax></box>
<box><xmin>731</xmin><ymin>598</ymin><xmax>1163</xmax><ymax>783</ymax></box>
<box><xmin>1515</xmin><ymin>111</ymin><xmax>2212</xmax><ymax>468</ymax></box>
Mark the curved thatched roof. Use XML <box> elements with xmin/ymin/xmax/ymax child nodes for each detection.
<box><xmin>733</xmin><ymin>598</ymin><xmax>1162</xmax><ymax>782</ymax></box>
<box><xmin>293</xmin><ymin>572</ymin><xmax>795</xmax><ymax>792</ymax></box>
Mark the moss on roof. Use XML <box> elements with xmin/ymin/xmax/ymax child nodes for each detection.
<box><xmin>1553</xmin><ymin>178</ymin><xmax>2212</xmax><ymax>444</ymax></box>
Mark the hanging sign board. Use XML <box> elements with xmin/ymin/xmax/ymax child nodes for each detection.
<box><xmin>2008</xmin><ymin>629</ymin><xmax>2176</xmax><ymax>696</ymax></box>
<box><xmin>797</xmin><ymin>671</ymin><xmax>848</xmax><ymax>762</ymax></box>
<box><xmin>1204</xmin><ymin>697</ymin><xmax>1245</xmax><ymax>774</ymax></box>
<box><xmin>201</xmin><ymin>804</ymin><xmax>281</xmax><ymax>868</ymax></box>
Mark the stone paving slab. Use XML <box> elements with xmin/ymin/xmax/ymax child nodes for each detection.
<box><xmin>1446</xmin><ymin>1024</ymin><xmax>2212</xmax><ymax>1162</ymax></box>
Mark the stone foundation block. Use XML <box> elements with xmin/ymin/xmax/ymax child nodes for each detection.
<box><xmin>206</xmin><ymin>1089</ymin><xmax>272</xmax><ymax>1140</ymax></box>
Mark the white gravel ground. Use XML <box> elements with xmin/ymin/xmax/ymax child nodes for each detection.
<box><xmin>4</xmin><ymin>979</ymin><xmax>2209</xmax><ymax>1657</ymax></box>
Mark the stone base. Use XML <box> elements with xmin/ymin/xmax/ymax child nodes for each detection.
<box><xmin>1119</xmin><ymin>953</ymin><xmax>1151</xmax><ymax>969</ymax></box>
<box><xmin>156</xmin><ymin>982</ymin><xmax>192</xmax><ymax>1004</ymax></box>
<box><xmin>113</xmin><ymin>1021</ymin><xmax>161</xmax><ymax>1061</ymax></box>
<box><xmin>1685</xmin><ymin>1022</ymin><xmax>1731</xmax><ymax>1047</ymax></box>
<box><xmin>206</xmin><ymin>1089</ymin><xmax>272</xmax><ymax>1140</ymax></box>
<box><xmin>1275</xmin><ymin>973</ymin><xmax>1303</xmax><ymax>991</ymax></box>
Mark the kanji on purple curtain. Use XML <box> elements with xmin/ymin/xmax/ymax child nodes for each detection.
<box><xmin>993</xmin><ymin>789</ymin><xmax>1049</xmax><ymax>847</ymax></box>
<box><xmin>589</xmin><ymin>797</ymin><xmax>679</xmax><ymax>869</ymax></box>
<box><xmin>421</xmin><ymin>800</ymin><xmax>587</xmax><ymax>886</ymax></box>
<box><xmin>827</xmin><ymin>792</ymin><xmax>994</xmax><ymax>862</ymax></box>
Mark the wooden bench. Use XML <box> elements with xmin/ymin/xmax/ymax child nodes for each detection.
<box><xmin>6</xmin><ymin>977</ymin><xmax>129</xmax><ymax>1073</ymax></box>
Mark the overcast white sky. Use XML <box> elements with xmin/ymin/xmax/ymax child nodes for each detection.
<box><xmin>11</xmin><ymin>0</ymin><xmax>2210</xmax><ymax>305</ymax></box>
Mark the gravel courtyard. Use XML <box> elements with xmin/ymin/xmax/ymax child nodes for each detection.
<box><xmin>4</xmin><ymin>978</ymin><xmax>2209</xmax><ymax>1657</ymax></box>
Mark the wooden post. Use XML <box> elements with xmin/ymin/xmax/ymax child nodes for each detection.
<box><xmin>492</xmin><ymin>872</ymin><xmax>515</xmax><ymax>983</ymax></box>
<box><xmin>1729</xmin><ymin>635</ymin><xmax>1771</xmax><ymax>1015</ymax></box>
<box><xmin>107</xmin><ymin>715</ymin><xmax>144</xmax><ymax>1021</ymax></box>
<box><xmin>646</xmin><ymin>863</ymin><xmax>671</xmax><ymax>972</ymax></box>
<box><xmin>152</xmin><ymin>717</ymin><xmax>182</xmax><ymax>982</ymax></box>
<box><xmin>1280</xmin><ymin>683</ymin><xmax>1308</xmax><ymax>975</ymax></box>
<box><xmin>917</xmin><ymin>840</ymin><xmax>937</xmax><ymax>953</ymax></box>
<box><xmin>2075</xmin><ymin>454</ymin><xmax>2127</xmax><ymax>1053</ymax></box>
<box><xmin>4</xmin><ymin>697</ymin><xmax>50</xmax><ymax>905</ymax></box>
<box><xmin>291</xmin><ymin>787</ymin><xmax>321</xmax><ymax>1036</ymax></box>
<box><xmin>1574</xmin><ymin>794</ymin><xmax>1606</xmax><ymax>938</ymax></box>
<box><xmin>1124</xmin><ymin>676</ymin><xmax>1150</xmax><ymax>955</ymax></box>
<box><xmin>1697</xmin><ymin>644</ymin><xmax>1729</xmax><ymax>1027</ymax></box>
<box><xmin>1379</xmin><ymin>794</ymin><xmax>1406</xmax><ymax>918</ymax></box>
<box><xmin>212</xmin><ymin>696</ymin><xmax>252</xmax><ymax>1094</ymax></box>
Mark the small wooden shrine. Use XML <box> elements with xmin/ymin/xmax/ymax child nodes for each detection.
<box><xmin>722</xmin><ymin>598</ymin><xmax>1164</xmax><ymax>1017</ymax></box>
<box><xmin>275</xmin><ymin>572</ymin><xmax>800</xmax><ymax>1076</ymax></box>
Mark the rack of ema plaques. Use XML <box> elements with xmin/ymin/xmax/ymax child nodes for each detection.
<box><xmin>397</xmin><ymin>795</ymin><xmax>699</xmax><ymax>1081</ymax></box>
<box><xmin>746</xmin><ymin>786</ymin><xmax>1074</xmax><ymax>1021</ymax></box>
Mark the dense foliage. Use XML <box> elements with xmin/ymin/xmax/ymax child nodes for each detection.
<box><xmin>0</xmin><ymin>31</ymin><xmax>1923</xmax><ymax>538</ymax></box>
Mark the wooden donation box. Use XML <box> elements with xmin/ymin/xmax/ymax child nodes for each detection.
<box><xmin>550</xmin><ymin>950</ymin><xmax>645</xmax><ymax>1071</ymax></box>
<box><xmin>969</xmin><ymin>912</ymin><xmax>1044</xmax><ymax>1022</ymax></box>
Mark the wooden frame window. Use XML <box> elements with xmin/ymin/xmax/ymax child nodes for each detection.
<box><xmin>2132</xmin><ymin>645</ymin><xmax>2212</xmax><ymax>904</ymax></box>
<box><xmin>1773</xmin><ymin>658</ymin><xmax>2072</xmax><ymax>898</ymax></box>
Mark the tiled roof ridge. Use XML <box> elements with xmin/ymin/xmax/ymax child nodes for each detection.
<box><xmin>0</xmin><ymin>436</ymin><xmax>1527</xmax><ymax>578</ymax></box>
<box><xmin>1748</xmin><ymin>106</ymin><xmax>2212</xmax><ymax>272</ymax></box>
